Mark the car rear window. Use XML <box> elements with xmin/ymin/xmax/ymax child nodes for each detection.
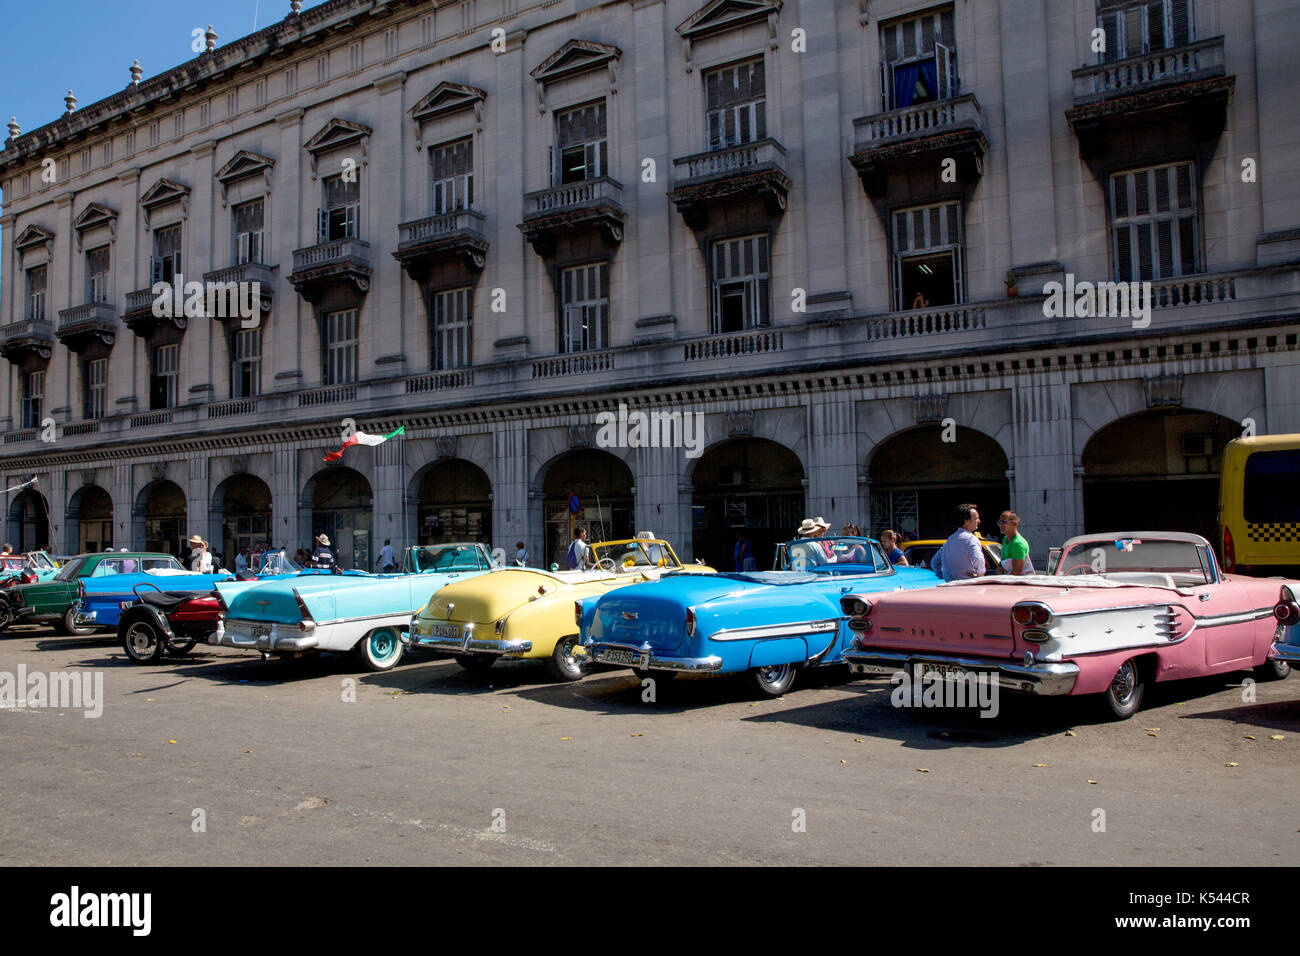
<box><xmin>1244</xmin><ymin>449</ymin><xmax>1300</xmax><ymax>524</ymax></box>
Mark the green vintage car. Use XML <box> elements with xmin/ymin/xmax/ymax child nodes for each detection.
<box><xmin>0</xmin><ymin>551</ymin><xmax>185</xmax><ymax>635</ymax></box>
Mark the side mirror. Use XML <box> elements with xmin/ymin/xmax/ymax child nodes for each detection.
<box><xmin>549</xmin><ymin>563</ymin><xmax>560</xmax><ymax>572</ymax></box>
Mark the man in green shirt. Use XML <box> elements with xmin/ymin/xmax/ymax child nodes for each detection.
<box><xmin>998</xmin><ymin>512</ymin><xmax>1035</xmax><ymax>575</ymax></box>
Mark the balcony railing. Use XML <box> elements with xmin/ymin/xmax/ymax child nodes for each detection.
<box><xmin>673</xmin><ymin>139</ymin><xmax>787</xmax><ymax>181</ymax></box>
<box><xmin>1072</xmin><ymin>37</ymin><xmax>1226</xmax><ymax>103</ymax></box>
<box><xmin>405</xmin><ymin>369</ymin><xmax>474</xmax><ymax>393</ymax></box>
<box><xmin>863</xmin><ymin>305</ymin><xmax>987</xmax><ymax>342</ymax></box>
<box><xmin>523</xmin><ymin>177</ymin><xmax>624</xmax><ymax>217</ymax></box>
<box><xmin>0</xmin><ymin>319</ymin><xmax>55</xmax><ymax>361</ymax></box>
<box><xmin>3</xmin><ymin>429</ymin><xmax>36</xmax><ymax>444</ymax></box>
<box><xmin>207</xmin><ymin>398</ymin><xmax>258</xmax><ymax>419</ymax></box>
<box><xmin>853</xmin><ymin>95</ymin><xmax>983</xmax><ymax>150</ymax></box>
<box><xmin>123</xmin><ymin>288</ymin><xmax>157</xmax><ymax>316</ymax></box>
<box><xmin>291</xmin><ymin>237</ymin><xmax>371</xmax><ymax>273</ymax></box>
<box><xmin>130</xmin><ymin>410</ymin><xmax>174</xmax><ymax>428</ymax></box>
<box><xmin>399</xmin><ymin>209</ymin><xmax>486</xmax><ymax>245</ymax></box>
<box><xmin>683</xmin><ymin>329</ymin><xmax>783</xmax><ymax>361</ymax></box>
<box><xmin>61</xmin><ymin>421</ymin><xmax>101</xmax><ymax>436</ymax></box>
<box><xmin>56</xmin><ymin>301</ymin><xmax>119</xmax><ymax>338</ymax></box>
<box><xmin>532</xmin><ymin>352</ymin><xmax>614</xmax><ymax>379</ymax></box>
<box><xmin>297</xmin><ymin>384</ymin><xmax>358</xmax><ymax>407</ymax></box>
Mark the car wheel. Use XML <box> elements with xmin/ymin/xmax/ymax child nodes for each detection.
<box><xmin>0</xmin><ymin>598</ymin><xmax>12</xmax><ymax>634</ymax></box>
<box><xmin>169</xmin><ymin>640</ymin><xmax>197</xmax><ymax>656</ymax></box>
<box><xmin>355</xmin><ymin>627</ymin><xmax>403</xmax><ymax>672</ymax></box>
<box><xmin>60</xmin><ymin>607</ymin><xmax>97</xmax><ymax>638</ymax></box>
<box><xmin>1253</xmin><ymin>658</ymin><xmax>1291</xmax><ymax>682</ymax></box>
<box><xmin>750</xmin><ymin>663</ymin><xmax>797</xmax><ymax>697</ymax></box>
<box><xmin>545</xmin><ymin>635</ymin><xmax>585</xmax><ymax>682</ymax></box>
<box><xmin>122</xmin><ymin>619</ymin><xmax>167</xmax><ymax>665</ymax></box>
<box><xmin>454</xmin><ymin>653</ymin><xmax>495</xmax><ymax>673</ymax></box>
<box><xmin>1101</xmin><ymin>657</ymin><xmax>1145</xmax><ymax>720</ymax></box>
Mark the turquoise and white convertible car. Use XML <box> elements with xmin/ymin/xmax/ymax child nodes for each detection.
<box><xmin>213</xmin><ymin>543</ymin><xmax>499</xmax><ymax>671</ymax></box>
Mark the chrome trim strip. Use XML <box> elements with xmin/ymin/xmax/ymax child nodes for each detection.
<box><xmin>1192</xmin><ymin>607</ymin><xmax>1276</xmax><ymax>628</ymax></box>
<box><xmin>707</xmin><ymin>618</ymin><xmax>841</xmax><ymax>643</ymax></box>
<box><xmin>1270</xmin><ymin>642</ymin><xmax>1300</xmax><ymax>664</ymax></box>
<box><xmin>805</xmin><ymin>629</ymin><xmax>842</xmax><ymax>666</ymax></box>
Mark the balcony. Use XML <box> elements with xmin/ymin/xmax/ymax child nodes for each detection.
<box><xmin>1067</xmin><ymin>37</ymin><xmax>1233</xmax><ymax>158</ymax></box>
<box><xmin>288</xmin><ymin>237</ymin><xmax>372</xmax><ymax>303</ymax></box>
<box><xmin>201</xmin><ymin>262</ymin><xmax>276</xmax><ymax>322</ymax></box>
<box><xmin>668</xmin><ymin>139</ymin><xmax>791</xmax><ymax>229</ymax></box>
<box><xmin>393</xmin><ymin>209</ymin><xmax>489</xmax><ymax>282</ymax></box>
<box><xmin>122</xmin><ymin>287</ymin><xmax>185</xmax><ymax>337</ymax></box>
<box><xmin>849</xmin><ymin>95</ymin><xmax>987</xmax><ymax>198</ymax></box>
<box><xmin>55</xmin><ymin>302</ymin><xmax>119</xmax><ymax>350</ymax></box>
<box><xmin>519</xmin><ymin>178</ymin><xmax>626</xmax><ymax>258</ymax></box>
<box><xmin>0</xmin><ymin>318</ymin><xmax>54</xmax><ymax>362</ymax></box>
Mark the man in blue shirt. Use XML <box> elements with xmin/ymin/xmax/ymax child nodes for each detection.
<box><xmin>931</xmin><ymin>504</ymin><xmax>984</xmax><ymax>581</ymax></box>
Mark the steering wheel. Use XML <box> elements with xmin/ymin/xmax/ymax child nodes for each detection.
<box><xmin>329</xmin><ymin>563</ymin><xmax>343</xmax><ymax>576</ymax></box>
<box><xmin>1060</xmin><ymin>563</ymin><xmax>1100</xmax><ymax>576</ymax></box>
<box><xmin>596</xmin><ymin>557</ymin><xmax>617</xmax><ymax>572</ymax></box>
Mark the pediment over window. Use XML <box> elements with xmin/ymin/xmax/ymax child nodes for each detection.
<box><xmin>13</xmin><ymin>223</ymin><xmax>55</xmax><ymax>252</ymax></box>
<box><xmin>530</xmin><ymin>40</ymin><xmax>621</xmax><ymax>108</ymax></box>
<box><xmin>216</xmin><ymin>150</ymin><xmax>275</xmax><ymax>206</ymax></box>
<box><xmin>73</xmin><ymin>203</ymin><xmax>118</xmax><ymax>249</ymax></box>
<box><xmin>303</xmin><ymin>118</ymin><xmax>371</xmax><ymax>178</ymax></box>
<box><xmin>678</xmin><ymin>0</ymin><xmax>781</xmax><ymax>39</ymax></box>
<box><xmin>409</xmin><ymin>82</ymin><xmax>486</xmax><ymax>150</ymax></box>
<box><xmin>139</xmin><ymin>178</ymin><xmax>190</xmax><ymax>231</ymax></box>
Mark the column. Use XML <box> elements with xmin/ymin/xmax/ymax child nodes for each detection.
<box><xmin>1009</xmin><ymin>373</ymin><xmax>1079</xmax><ymax>566</ymax></box>
<box><xmin>805</xmin><ymin>394</ymin><xmax>859</xmax><ymax>528</ymax></box>
<box><xmin>492</xmin><ymin>423</ymin><xmax>530</xmax><ymax>560</ymax></box>
<box><xmin>372</xmin><ymin>436</ymin><xmax>405</xmax><ymax>557</ymax></box>
<box><xmin>630</xmin><ymin>0</ymin><xmax>674</xmax><ymax>327</ymax></box>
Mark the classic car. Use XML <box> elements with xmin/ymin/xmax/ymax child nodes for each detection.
<box><xmin>1271</xmin><ymin>584</ymin><xmax>1300</xmax><ymax>667</ymax></box>
<box><xmin>581</xmin><ymin>536</ymin><xmax>941</xmax><ymax>696</ymax></box>
<box><xmin>0</xmin><ymin>551</ymin><xmax>59</xmax><ymax>588</ymax></box>
<box><xmin>899</xmin><ymin>536</ymin><xmax>1001</xmax><ymax>572</ymax></box>
<box><xmin>407</xmin><ymin>534</ymin><xmax>713</xmax><ymax>681</ymax></box>
<box><xmin>214</xmin><ymin>543</ymin><xmax>499</xmax><ymax>671</ymax></box>
<box><xmin>0</xmin><ymin>552</ymin><xmax>183</xmax><ymax>635</ymax></box>
<box><xmin>840</xmin><ymin>531</ymin><xmax>1293</xmax><ymax>720</ymax></box>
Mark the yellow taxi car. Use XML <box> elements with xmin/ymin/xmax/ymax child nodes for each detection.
<box><xmin>898</xmin><ymin>536</ymin><xmax>1002</xmax><ymax>573</ymax></box>
<box><xmin>1218</xmin><ymin>432</ymin><xmax>1300</xmax><ymax>576</ymax></box>
<box><xmin>407</xmin><ymin>533</ymin><xmax>714</xmax><ymax>681</ymax></box>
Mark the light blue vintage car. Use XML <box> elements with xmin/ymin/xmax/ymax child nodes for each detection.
<box><xmin>214</xmin><ymin>543</ymin><xmax>499</xmax><ymax>671</ymax></box>
<box><xmin>581</xmin><ymin>536</ymin><xmax>940</xmax><ymax>696</ymax></box>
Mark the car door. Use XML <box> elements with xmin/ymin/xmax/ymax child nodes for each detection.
<box><xmin>1190</xmin><ymin>579</ymin><xmax>1256</xmax><ymax>668</ymax></box>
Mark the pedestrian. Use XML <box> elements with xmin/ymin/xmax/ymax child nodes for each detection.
<box><xmin>997</xmin><ymin>512</ymin><xmax>1035</xmax><ymax>575</ymax></box>
<box><xmin>0</xmin><ymin>544</ymin><xmax>11</xmax><ymax>555</ymax></box>
<box><xmin>733</xmin><ymin>531</ymin><xmax>757</xmax><ymax>572</ymax></box>
<box><xmin>376</xmin><ymin>538</ymin><xmax>397</xmax><ymax>573</ymax></box>
<box><xmin>235</xmin><ymin>548</ymin><xmax>249</xmax><ymax>574</ymax></box>
<box><xmin>794</xmin><ymin>517</ymin><xmax>832</xmax><ymax>566</ymax></box>
<box><xmin>187</xmin><ymin>534</ymin><xmax>214</xmax><ymax>573</ymax></box>
<box><xmin>879</xmin><ymin>529</ymin><xmax>909</xmax><ymax>566</ymax></box>
<box><xmin>566</xmin><ymin>526</ymin><xmax>593</xmax><ymax>570</ymax></box>
<box><xmin>295</xmin><ymin>548</ymin><xmax>311</xmax><ymax>568</ymax></box>
<box><xmin>930</xmin><ymin>504</ymin><xmax>984</xmax><ymax>582</ymax></box>
<box><xmin>514</xmin><ymin>541</ymin><xmax>530</xmax><ymax>567</ymax></box>
<box><xmin>312</xmin><ymin>533</ymin><xmax>336</xmax><ymax>569</ymax></box>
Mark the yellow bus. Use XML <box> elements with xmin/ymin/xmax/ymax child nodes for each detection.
<box><xmin>1218</xmin><ymin>433</ymin><xmax>1300</xmax><ymax>576</ymax></box>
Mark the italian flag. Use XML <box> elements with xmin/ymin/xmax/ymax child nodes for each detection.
<box><xmin>323</xmin><ymin>425</ymin><xmax>405</xmax><ymax>462</ymax></box>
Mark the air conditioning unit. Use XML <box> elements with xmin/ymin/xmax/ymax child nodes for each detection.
<box><xmin>1182</xmin><ymin>435</ymin><xmax>1213</xmax><ymax>457</ymax></box>
<box><xmin>717</xmin><ymin>468</ymin><xmax>745</xmax><ymax>487</ymax></box>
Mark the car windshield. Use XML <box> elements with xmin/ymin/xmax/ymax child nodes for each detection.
<box><xmin>1057</xmin><ymin>537</ymin><xmax>1212</xmax><ymax>585</ymax></box>
<box><xmin>403</xmin><ymin>544</ymin><xmax>494</xmax><ymax>573</ymax></box>
<box><xmin>255</xmin><ymin>550</ymin><xmax>300</xmax><ymax>575</ymax></box>
<box><xmin>90</xmin><ymin>556</ymin><xmax>184</xmax><ymax>576</ymax></box>
<box><xmin>55</xmin><ymin>557</ymin><xmax>88</xmax><ymax>581</ymax></box>
<box><xmin>778</xmin><ymin>537</ymin><xmax>889</xmax><ymax>572</ymax></box>
<box><xmin>28</xmin><ymin>552</ymin><xmax>55</xmax><ymax>570</ymax></box>
<box><xmin>0</xmin><ymin>557</ymin><xmax>24</xmax><ymax>571</ymax></box>
<box><xmin>591</xmin><ymin>540</ymin><xmax>682</xmax><ymax>571</ymax></box>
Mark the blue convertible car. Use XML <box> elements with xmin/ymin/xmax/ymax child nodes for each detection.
<box><xmin>581</xmin><ymin>535</ymin><xmax>940</xmax><ymax>696</ymax></box>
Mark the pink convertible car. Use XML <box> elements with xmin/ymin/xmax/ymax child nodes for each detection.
<box><xmin>841</xmin><ymin>532</ymin><xmax>1294</xmax><ymax>719</ymax></box>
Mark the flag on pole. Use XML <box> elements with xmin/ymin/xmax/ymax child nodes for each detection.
<box><xmin>3</xmin><ymin>475</ymin><xmax>38</xmax><ymax>494</ymax></box>
<box><xmin>323</xmin><ymin>426</ymin><xmax>405</xmax><ymax>462</ymax></box>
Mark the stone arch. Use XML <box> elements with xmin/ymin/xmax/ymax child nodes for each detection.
<box><xmin>689</xmin><ymin>436</ymin><xmax>805</xmax><ymax>570</ymax></box>
<box><xmin>409</xmin><ymin>458</ymin><xmax>493</xmax><ymax>547</ymax></box>
<box><xmin>302</xmin><ymin>466</ymin><xmax>373</xmax><ymax>569</ymax></box>
<box><xmin>536</xmin><ymin>448</ymin><xmax>635</xmax><ymax>568</ymax></box>
<box><xmin>6</xmin><ymin>488</ymin><xmax>50</xmax><ymax>552</ymax></box>
<box><xmin>212</xmin><ymin>473</ymin><xmax>273</xmax><ymax>568</ymax></box>
<box><xmin>67</xmin><ymin>484</ymin><xmax>113</xmax><ymax>554</ymax></box>
<box><xmin>134</xmin><ymin>479</ymin><xmax>187</xmax><ymax>558</ymax></box>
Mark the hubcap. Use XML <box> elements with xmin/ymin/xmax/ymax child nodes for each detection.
<box><xmin>758</xmin><ymin>664</ymin><xmax>790</xmax><ymax>687</ymax></box>
<box><xmin>128</xmin><ymin>625</ymin><xmax>156</xmax><ymax>656</ymax></box>
<box><xmin>1110</xmin><ymin>662</ymin><xmax>1136</xmax><ymax>703</ymax></box>
<box><xmin>370</xmin><ymin>630</ymin><xmax>397</xmax><ymax>662</ymax></box>
<box><xmin>559</xmin><ymin>639</ymin><xmax>578</xmax><ymax>671</ymax></box>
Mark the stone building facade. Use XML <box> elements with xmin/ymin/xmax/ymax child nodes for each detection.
<box><xmin>0</xmin><ymin>0</ymin><xmax>1297</xmax><ymax>570</ymax></box>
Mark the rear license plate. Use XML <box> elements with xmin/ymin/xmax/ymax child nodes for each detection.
<box><xmin>250</xmin><ymin>625</ymin><xmax>271</xmax><ymax>640</ymax></box>
<box><xmin>602</xmin><ymin>648</ymin><xmax>638</xmax><ymax>665</ymax></box>
<box><xmin>918</xmin><ymin>662</ymin><xmax>968</xmax><ymax>682</ymax></box>
<box><xmin>430</xmin><ymin>624</ymin><xmax>460</xmax><ymax>640</ymax></box>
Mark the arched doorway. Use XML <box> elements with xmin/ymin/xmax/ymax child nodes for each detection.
<box><xmin>214</xmin><ymin>474</ymin><xmax>272</xmax><ymax>568</ymax></box>
<box><xmin>540</xmin><ymin>449</ymin><xmax>634</xmax><ymax>568</ymax></box>
<box><xmin>1082</xmin><ymin>409</ymin><xmax>1238</xmax><ymax>543</ymax></box>
<box><xmin>868</xmin><ymin>426</ymin><xmax>1009</xmax><ymax>541</ymax></box>
<box><xmin>414</xmin><ymin>459</ymin><xmax>492</xmax><ymax>546</ymax></box>
<box><xmin>8</xmin><ymin>489</ymin><xmax>50</xmax><ymax>552</ymax></box>
<box><xmin>138</xmin><ymin>480</ymin><xmax>187</xmax><ymax>558</ymax></box>
<box><xmin>68</xmin><ymin>485</ymin><xmax>113</xmax><ymax>553</ymax></box>
<box><xmin>691</xmin><ymin>438</ymin><xmax>805</xmax><ymax>571</ymax></box>
<box><xmin>309</xmin><ymin>467</ymin><xmax>372</xmax><ymax>570</ymax></box>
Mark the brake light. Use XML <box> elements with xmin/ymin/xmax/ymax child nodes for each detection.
<box><xmin>1223</xmin><ymin>527</ymin><xmax>1236</xmax><ymax>573</ymax></box>
<box><xmin>1012</xmin><ymin>603</ymin><xmax>1051</xmax><ymax>626</ymax></box>
<box><xmin>1276</xmin><ymin>586</ymin><xmax>1299</xmax><ymax>625</ymax></box>
<box><xmin>77</xmin><ymin>579</ymin><xmax>85</xmax><ymax>601</ymax></box>
<box><xmin>685</xmin><ymin>606</ymin><xmax>697</xmax><ymax>637</ymax></box>
<box><xmin>574</xmin><ymin>600</ymin><xmax>582</xmax><ymax>627</ymax></box>
<box><xmin>292</xmin><ymin>590</ymin><xmax>315</xmax><ymax>631</ymax></box>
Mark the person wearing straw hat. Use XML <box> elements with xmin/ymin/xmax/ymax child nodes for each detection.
<box><xmin>187</xmin><ymin>534</ymin><xmax>214</xmax><ymax>573</ymax></box>
<box><xmin>312</xmin><ymin>533</ymin><xmax>336</xmax><ymax>569</ymax></box>
<box><xmin>794</xmin><ymin>517</ymin><xmax>833</xmax><ymax>566</ymax></box>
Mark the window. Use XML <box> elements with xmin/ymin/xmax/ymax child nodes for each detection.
<box><xmin>231</xmin><ymin>328</ymin><xmax>261</xmax><ymax>398</ymax></box>
<box><xmin>1110</xmin><ymin>162</ymin><xmax>1198</xmax><ymax>281</ymax></box>
<box><xmin>150</xmin><ymin>343</ymin><xmax>179</xmax><ymax>410</ymax></box>
<box><xmin>555</xmin><ymin>102</ymin><xmax>607</xmax><ymax>184</ymax></box>
<box><xmin>320</xmin><ymin>174</ymin><xmax>360</xmax><ymax>241</ymax></box>
<box><xmin>711</xmin><ymin>235</ymin><xmax>770</xmax><ymax>333</ymax></box>
<box><xmin>1099</xmin><ymin>0</ymin><xmax>1192</xmax><ymax>62</ymax></box>
<box><xmin>880</xmin><ymin>7</ymin><xmax>957</xmax><ymax>110</ymax></box>
<box><xmin>151</xmin><ymin>224</ymin><xmax>182</xmax><ymax>285</ymax></box>
<box><xmin>84</xmin><ymin>358</ymin><xmax>107</xmax><ymax>420</ymax></box>
<box><xmin>21</xmin><ymin>371</ymin><xmax>43</xmax><ymax>429</ymax></box>
<box><xmin>893</xmin><ymin>201</ymin><xmax>963</xmax><ymax>310</ymax></box>
<box><xmin>559</xmin><ymin>264</ymin><xmax>609</xmax><ymax>352</ymax></box>
<box><xmin>25</xmin><ymin>265</ymin><xmax>47</xmax><ymax>321</ymax></box>
<box><xmin>87</xmin><ymin>246</ymin><xmax>111</xmax><ymax>303</ymax></box>
<box><xmin>324</xmin><ymin>310</ymin><xmax>358</xmax><ymax>385</ymax></box>
<box><xmin>233</xmin><ymin>199</ymin><xmax>264</xmax><ymax>264</ymax></box>
<box><xmin>431</xmin><ymin>138</ymin><xmax>473</xmax><ymax>215</ymax></box>
<box><xmin>429</xmin><ymin>288</ymin><xmax>472</xmax><ymax>369</ymax></box>
<box><xmin>705</xmin><ymin>60</ymin><xmax>767</xmax><ymax>149</ymax></box>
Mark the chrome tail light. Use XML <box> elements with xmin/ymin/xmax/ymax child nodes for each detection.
<box><xmin>839</xmin><ymin>595</ymin><xmax>872</xmax><ymax>632</ymax></box>
<box><xmin>1012</xmin><ymin>602</ymin><xmax>1051</xmax><ymax>626</ymax></box>
<box><xmin>685</xmin><ymin>606</ymin><xmax>697</xmax><ymax>637</ymax></box>
<box><xmin>292</xmin><ymin>590</ymin><xmax>316</xmax><ymax>631</ymax></box>
<box><xmin>1275</xmin><ymin>585</ymin><xmax>1299</xmax><ymax>625</ymax></box>
<box><xmin>1223</xmin><ymin>527</ymin><xmax>1236</xmax><ymax>573</ymax></box>
<box><xmin>574</xmin><ymin>600</ymin><xmax>583</xmax><ymax>628</ymax></box>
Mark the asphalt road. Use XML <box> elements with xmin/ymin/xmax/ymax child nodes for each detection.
<box><xmin>1</xmin><ymin>625</ymin><xmax>1297</xmax><ymax>866</ymax></box>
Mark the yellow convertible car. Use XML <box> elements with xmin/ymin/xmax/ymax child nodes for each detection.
<box><xmin>407</xmin><ymin>533</ymin><xmax>713</xmax><ymax>681</ymax></box>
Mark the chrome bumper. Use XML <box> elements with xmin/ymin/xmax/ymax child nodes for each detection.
<box><xmin>216</xmin><ymin>618</ymin><xmax>319</xmax><ymax>652</ymax></box>
<box><xmin>588</xmin><ymin>640</ymin><xmax>722</xmax><ymax>673</ymax></box>
<box><xmin>842</xmin><ymin>648</ymin><xmax>1080</xmax><ymax>696</ymax></box>
<box><xmin>71</xmin><ymin>599</ymin><xmax>97</xmax><ymax>625</ymax></box>
<box><xmin>407</xmin><ymin>618</ymin><xmax>532</xmax><ymax>655</ymax></box>
<box><xmin>1270</xmin><ymin>640</ymin><xmax>1300</xmax><ymax>665</ymax></box>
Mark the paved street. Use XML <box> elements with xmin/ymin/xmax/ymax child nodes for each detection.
<box><xmin>1</xmin><ymin>625</ymin><xmax>1297</xmax><ymax>866</ymax></box>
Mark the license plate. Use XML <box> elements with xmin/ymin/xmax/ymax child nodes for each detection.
<box><xmin>250</xmin><ymin>625</ymin><xmax>271</xmax><ymax>640</ymax></box>
<box><xmin>430</xmin><ymin>624</ymin><xmax>460</xmax><ymax>640</ymax></box>
<box><xmin>918</xmin><ymin>662</ymin><xmax>968</xmax><ymax>682</ymax></box>
<box><xmin>602</xmin><ymin>648</ymin><xmax>638</xmax><ymax>665</ymax></box>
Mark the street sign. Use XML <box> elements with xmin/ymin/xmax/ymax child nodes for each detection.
<box><xmin>568</xmin><ymin>493</ymin><xmax>581</xmax><ymax>514</ymax></box>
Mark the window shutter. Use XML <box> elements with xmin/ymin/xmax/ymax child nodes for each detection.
<box><xmin>1124</xmin><ymin>6</ymin><xmax>1143</xmax><ymax>56</ymax></box>
<box><xmin>1146</xmin><ymin>0</ymin><xmax>1165</xmax><ymax>51</ymax></box>
<box><xmin>1100</xmin><ymin>10</ymin><xmax>1121</xmax><ymax>63</ymax></box>
<box><xmin>150</xmin><ymin>256</ymin><xmax>163</xmax><ymax>284</ymax></box>
<box><xmin>1170</xmin><ymin>0</ymin><xmax>1191</xmax><ymax>45</ymax></box>
<box><xmin>1136</xmin><ymin>223</ymin><xmax>1154</xmax><ymax>280</ymax></box>
<box><xmin>935</xmin><ymin>42</ymin><xmax>952</xmax><ymax>100</ymax></box>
